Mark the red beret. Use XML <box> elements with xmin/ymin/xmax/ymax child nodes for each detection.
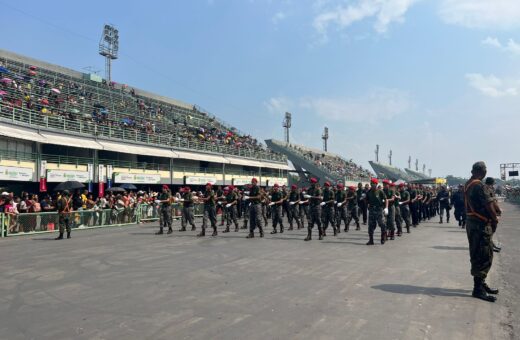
<box><xmin>251</xmin><ymin>178</ymin><xmax>258</xmax><ymax>183</ymax></box>
<box><xmin>370</xmin><ymin>178</ymin><xmax>379</xmax><ymax>184</ymax></box>
<box><xmin>337</xmin><ymin>183</ymin><xmax>344</xmax><ymax>189</ymax></box>
<box><xmin>229</xmin><ymin>185</ymin><xmax>235</xmax><ymax>190</ymax></box>
<box><xmin>206</xmin><ymin>182</ymin><xmax>213</xmax><ymax>187</ymax></box>
<box><xmin>399</xmin><ymin>183</ymin><xmax>405</xmax><ymax>187</ymax></box>
<box><xmin>162</xmin><ymin>184</ymin><xmax>169</xmax><ymax>190</ymax></box>
<box><xmin>324</xmin><ymin>181</ymin><xmax>331</xmax><ymax>187</ymax></box>
<box><xmin>291</xmin><ymin>184</ymin><xmax>297</xmax><ymax>189</ymax></box>
<box><xmin>273</xmin><ymin>183</ymin><xmax>279</xmax><ymax>188</ymax></box>
<box><xmin>310</xmin><ymin>178</ymin><xmax>318</xmax><ymax>184</ymax></box>
<box><xmin>389</xmin><ymin>182</ymin><xmax>396</xmax><ymax>187</ymax></box>
<box><xmin>382</xmin><ymin>179</ymin><xmax>390</xmax><ymax>185</ymax></box>
<box><xmin>349</xmin><ymin>186</ymin><xmax>356</xmax><ymax>190</ymax></box>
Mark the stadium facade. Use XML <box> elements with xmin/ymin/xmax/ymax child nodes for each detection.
<box><xmin>0</xmin><ymin>50</ymin><xmax>288</xmax><ymax>192</ymax></box>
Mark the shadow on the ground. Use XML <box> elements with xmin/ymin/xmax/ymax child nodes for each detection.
<box><xmin>372</xmin><ymin>284</ymin><xmax>471</xmax><ymax>297</ymax></box>
<box><xmin>432</xmin><ymin>246</ymin><xmax>469</xmax><ymax>251</ymax></box>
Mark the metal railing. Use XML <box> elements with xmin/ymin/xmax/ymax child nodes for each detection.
<box><xmin>0</xmin><ymin>203</ymin><xmax>206</xmax><ymax>237</ymax></box>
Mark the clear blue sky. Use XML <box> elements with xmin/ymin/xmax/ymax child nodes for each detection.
<box><xmin>2</xmin><ymin>0</ymin><xmax>520</xmax><ymax>178</ymax></box>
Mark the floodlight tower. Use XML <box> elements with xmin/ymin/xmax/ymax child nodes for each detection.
<box><xmin>423</xmin><ymin>164</ymin><xmax>426</xmax><ymax>174</ymax></box>
<box><xmin>408</xmin><ymin>156</ymin><xmax>411</xmax><ymax>169</ymax></box>
<box><xmin>322</xmin><ymin>127</ymin><xmax>329</xmax><ymax>152</ymax></box>
<box><xmin>375</xmin><ymin>145</ymin><xmax>380</xmax><ymax>162</ymax></box>
<box><xmin>388</xmin><ymin>150</ymin><xmax>393</xmax><ymax>166</ymax></box>
<box><xmin>99</xmin><ymin>24</ymin><xmax>119</xmax><ymax>83</ymax></box>
<box><xmin>415</xmin><ymin>159</ymin><xmax>419</xmax><ymax>171</ymax></box>
<box><xmin>428</xmin><ymin>169</ymin><xmax>432</xmax><ymax>177</ymax></box>
<box><xmin>283</xmin><ymin>112</ymin><xmax>291</xmax><ymax>144</ymax></box>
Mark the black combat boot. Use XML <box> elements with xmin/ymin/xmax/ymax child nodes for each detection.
<box><xmin>246</xmin><ymin>232</ymin><xmax>254</xmax><ymax>238</ymax></box>
<box><xmin>212</xmin><ymin>227</ymin><xmax>218</xmax><ymax>237</ymax></box>
<box><xmin>304</xmin><ymin>228</ymin><xmax>312</xmax><ymax>241</ymax></box>
<box><xmin>318</xmin><ymin>227</ymin><xmax>324</xmax><ymax>240</ymax></box>
<box><xmin>439</xmin><ymin>218</ymin><xmax>443</xmax><ymax>224</ymax></box>
<box><xmin>472</xmin><ymin>277</ymin><xmax>497</xmax><ymax>302</ymax></box>
<box><xmin>270</xmin><ymin>227</ymin><xmax>277</xmax><ymax>234</ymax></box>
<box><xmin>259</xmin><ymin>226</ymin><xmax>264</xmax><ymax>238</ymax></box>
<box><xmin>191</xmin><ymin>226</ymin><xmax>196</xmax><ymax>231</ymax></box>
<box><xmin>167</xmin><ymin>228</ymin><xmax>173</xmax><ymax>234</ymax></box>
<box><xmin>366</xmin><ymin>234</ymin><xmax>374</xmax><ymax>245</ymax></box>
<box><xmin>223</xmin><ymin>226</ymin><xmax>230</xmax><ymax>233</ymax></box>
<box><xmin>280</xmin><ymin>226</ymin><xmax>284</xmax><ymax>233</ymax></box>
<box><xmin>483</xmin><ymin>281</ymin><xmax>499</xmax><ymax>295</ymax></box>
<box><xmin>356</xmin><ymin>222</ymin><xmax>360</xmax><ymax>231</ymax></box>
<box><xmin>406</xmin><ymin>225</ymin><xmax>410</xmax><ymax>233</ymax></box>
<box><xmin>55</xmin><ymin>232</ymin><xmax>64</xmax><ymax>240</ymax></box>
<box><xmin>288</xmin><ymin>225</ymin><xmax>294</xmax><ymax>231</ymax></box>
<box><xmin>234</xmin><ymin>225</ymin><xmax>239</xmax><ymax>232</ymax></box>
<box><xmin>66</xmin><ymin>231</ymin><xmax>71</xmax><ymax>239</ymax></box>
<box><xmin>336</xmin><ymin>226</ymin><xmax>341</xmax><ymax>234</ymax></box>
<box><xmin>179</xmin><ymin>227</ymin><xmax>186</xmax><ymax>232</ymax></box>
<box><xmin>381</xmin><ymin>231</ymin><xmax>386</xmax><ymax>244</ymax></box>
<box><xmin>155</xmin><ymin>228</ymin><xmax>163</xmax><ymax>235</ymax></box>
<box><xmin>389</xmin><ymin>230</ymin><xmax>395</xmax><ymax>240</ymax></box>
<box><xmin>197</xmin><ymin>229</ymin><xmax>205</xmax><ymax>237</ymax></box>
<box><xmin>333</xmin><ymin>227</ymin><xmax>337</xmax><ymax>236</ymax></box>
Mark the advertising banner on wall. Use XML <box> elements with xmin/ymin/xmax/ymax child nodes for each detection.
<box><xmin>47</xmin><ymin>170</ymin><xmax>89</xmax><ymax>183</ymax></box>
<box><xmin>185</xmin><ymin>176</ymin><xmax>217</xmax><ymax>185</ymax></box>
<box><xmin>0</xmin><ymin>166</ymin><xmax>33</xmax><ymax>181</ymax></box>
<box><xmin>113</xmin><ymin>172</ymin><xmax>162</xmax><ymax>184</ymax></box>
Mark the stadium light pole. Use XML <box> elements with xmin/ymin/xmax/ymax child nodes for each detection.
<box><xmin>283</xmin><ymin>112</ymin><xmax>292</xmax><ymax>145</ymax></box>
<box><xmin>388</xmin><ymin>150</ymin><xmax>392</xmax><ymax>166</ymax></box>
<box><xmin>99</xmin><ymin>24</ymin><xmax>119</xmax><ymax>83</ymax></box>
<box><xmin>322</xmin><ymin>127</ymin><xmax>329</xmax><ymax>152</ymax></box>
<box><xmin>415</xmin><ymin>159</ymin><xmax>419</xmax><ymax>171</ymax></box>
<box><xmin>375</xmin><ymin>145</ymin><xmax>379</xmax><ymax>162</ymax></box>
<box><xmin>408</xmin><ymin>156</ymin><xmax>411</xmax><ymax>169</ymax></box>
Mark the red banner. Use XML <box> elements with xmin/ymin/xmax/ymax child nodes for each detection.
<box><xmin>98</xmin><ymin>182</ymin><xmax>105</xmax><ymax>198</ymax></box>
<box><xmin>39</xmin><ymin>178</ymin><xmax>47</xmax><ymax>192</ymax></box>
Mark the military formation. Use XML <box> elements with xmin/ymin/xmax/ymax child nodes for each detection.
<box><xmin>153</xmin><ymin>177</ymin><xmax>473</xmax><ymax>247</ymax></box>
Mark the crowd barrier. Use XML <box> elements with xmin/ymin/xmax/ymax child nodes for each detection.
<box><xmin>1</xmin><ymin>203</ymin><xmax>205</xmax><ymax>237</ymax></box>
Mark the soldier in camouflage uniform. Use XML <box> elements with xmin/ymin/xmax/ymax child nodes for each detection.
<box><xmin>382</xmin><ymin>180</ymin><xmax>396</xmax><ymax>240</ymax></box>
<box><xmin>223</xmin><ymin>185</ymin><xmax>239</xmax><ymax>232</ymax></box>
<box><xmin>269</xmin><ymin>184</ymin><xmax>285</xmax><ymax>234</ymax></box>
<box><xmin>399</xmin><ymin>183</ymin><xmax>412</xmax><ymax>233</ymax></box>
<box><xmin>304</xmin><ymin>178</ymin><xmax>323</xmax><ymax>241</ymax></box>
<box><xmin>345</xmin><ymin>185</ymin><xmax>360</xmax><ymax>231</ymax></box>
<box><xmin>437</xmin><ymin>185</ymin><xmax>450</xmax><ymax>224</ymax></box>
<box><xmin>357</xmin><ymin>182</ymin><xmax>368</xmax><ymax>225</ymax></box>
<box><xmin>198</xmin><ymin>182</ymin><xmax>218</xmax><ymax>237</ymax></box>
<box><xmin>335</xmin><ymin>184</ymin><xmax>348</xmax><ymax>232</ymax></box>
<box><xmin>156</xmin><ymin>185</ymin><xmax>173</xmax><ymax>235</ymax></box>
<box><xmin>55</xmin><ymin>190</ymin><xmax>72</xmax><ymax>240</ymax></box>
<box><xmin>261</xmin><ymin>187</ymin><xmax>269</xmax><ymax>225</ymax></box>
<box><xmin>246</xmin><ymin>178</ymin><xmax>265</xmax><ymax>238</ymax></box>
<box><xmin>366</xmin><ymin>178</ymin><xmax>387</xmax><ymax>245</ymax></box>
<box><xmin>464</xmin><ymin>162</ymin><xmax>499</xmax><ymax>302</ymax></box>
<box><xmin>484</xmin><ymin>177</ymin><xmax>502</xmax><ymax>253</ymax></box>
<box><xmin>299</xmin><ymin>187</ymin><xmax>310</xmax><ymax>226</ymax></box>
<box><xmin>321</xmin><ymin>181</ymin><xmax>337</xmax><ymax>236</ymax></box>
<box><xmin>241</xmin><ymin>187</ymin><xmax>250</xmax><ymax>229</ymax></box>
<box><xmin>288</xmin><ymin>184</ymin><xmax>302</xmax><ymax>230</ymax></box>
<box><xmin>179</xmin><ymin>186</ymin><xmax>196</xmax><ymax>231</ymax></box>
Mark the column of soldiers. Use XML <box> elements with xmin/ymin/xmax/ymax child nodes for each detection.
<box><xmin>153</xmin><ymin>178</ymin><xmax>471</xmax><ymax>249</ymax></box>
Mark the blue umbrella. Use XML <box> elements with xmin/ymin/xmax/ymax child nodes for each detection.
<box><xmin>0</xmin><ymin>67</ymin><xmax>9</xmax><ymax>74</ymax></box>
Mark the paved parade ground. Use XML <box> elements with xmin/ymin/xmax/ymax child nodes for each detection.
<box><xmin>0</xmin><ymin>204</ymin><xmax>518</xmax><ymax>340</ymax></box>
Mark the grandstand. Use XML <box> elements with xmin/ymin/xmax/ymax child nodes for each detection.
<box><xmin>266</xmin><ymin>139</ymin><xmax>372</xmax><ymax>185</ymax></box>
<box><xmin>405</xmin><ymin>168</ymin><xmax>430</xmax><ymax>180</ymax></box>
<box><xmin>369</xmin><ymin>161</ymin><xmax>432</xmax><ymax>182</ymax></box>
<box><xmin>0</xmin><ymin>49</ymin><xmax>288</xmax><ymax>189</ymax></box>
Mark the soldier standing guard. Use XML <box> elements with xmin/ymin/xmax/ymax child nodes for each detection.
<box><xmin>246</xmin><ymin>178</ymin><xmax>265</xmax><ymax>238</ymax></box>
<box><xmin>321</xmin><ymin>181</ymin><xmax>336</xmax><ymax>236</ymax></box>
<box><xmin>55</xmin><ymin>190</ymin><xmax>73</xmax><ymax>240</ymax></box>
<box><xmin>304</xmin><ymin>178</ymin><xmax>323</xmax><ymax>241</ymax></box>
<box><xmin>287</xmin><ymin>184</ymin><xmax>302</xmax><ymax>230</ymax></box>
<box><xmin>198</xmin><ymin>183</ymin><xmax>218</xmax><ymax>237</ymax></box>
<box><xmin>155</xmin><ymin>185</ymin><xmax>173</xmax><ymax>235</ymax></box>
<box><xmin>464</xmin><ymin>162</ymin><xmax>499</xmax><ymax>302</ymax></box>
<box><xmin>367</xmin><ymin>178</ymin><xmax>387</xmax><ymax>245</ymax></box>
<box><xmin>179</xmin><ymin>186</ymin><xmax>196</xmax><ymax>231</ymax></box>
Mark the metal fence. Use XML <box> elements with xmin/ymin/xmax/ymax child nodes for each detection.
<box><xmin>0</xmin><ymin>203</ymin><xmax>206</xmax><ymax>237</ymax></box>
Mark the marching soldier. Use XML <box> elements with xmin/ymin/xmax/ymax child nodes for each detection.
<box><xmin>409</xmin><ymin>184</ymin><xmax>419</xmax><ymax>227</ymax></box>
<box><xmin>216</xmin><ymin>185</ymin><xmax>225</xmax><ymax>226</ymax></box>
<box><xmin>224</xmin><ymin>185</ymin><xmax>240</xmax><ymax>232</ymax></box>
<box><xmin>464</xmin><ymin>161</ymin><xmax>499</xmax><ymax>302</ymax></box>
<box><xmin>288</xmin><ymin>184</ymin><xmax>302</xmax><ymax>230</ymax></box>
<box><xmin>55</xmin><ymin>190</ymin><xmax>73</xmax><ymax>240</ymax></box>
<box><xmin>198</xmin><ymin>182</ymin><xmax>218</xmax><ymax>237</ymax></box>
<box><xmin>304</xmin><ymin>178</ymin><xmax>323</xmax><ymax>241</ymax></box>
<box><xmin>321</xmin><ymin>181</ymin><xmax>336</xmax><ymax>236</ymax></box>
<box><xmin>437</xmin><ymin>185</ymin><xmax>450</xmax><ymax>224</ymax></box>
<box><xmin>179</xmin><ymin>186</ymin><xmax>196</xmax><ymax>231</ymax></box>
<box><xmin>270</xmin><ymin>184</ymin><xmax>285</xmax><ymax>234</ymax></box>
<box><xmin>357</xmin><ymin>182</ymin><xmax>368</xmax><ymax>225</ymax></box>
<box><xmin>452</xmin><ymin>185</ymin><xmax>466</xmax><ymax>227</ymax></box>
<box><xmin>335</xmin><ymin>184</ymin><xmax>348</xmax><ymax>232</ymax></box>
<box><xmin>392</xmin><ymin>183</ymin><xmax>403</xmax><ymax>236</ymax></box>
<box><xmin>367</xmin><ymin>178</ymin><xmax>387</xmax><ymax>245</ymax></box>
<box><xmin>260</xmin><ymin>187</ymin><xmax>269</xmax><ymax>225</ymax></box>
<box><xmin>382</xmin><ymin>180</ymin><xmax>396</xmax><ymax>240</ymax></box>
<box><xmin>345</xmin><ymin>185</ymin><xmax>360</xmax><ymax>231</ymax></box>
<box><xmin>299</xmin><ymin>187</ymin><xmax>310</xmax><ymax>225</ymax></box>
<box><xmin>246</xmin><ymin>178</ymin><xmax>265</xmax><ymax>238</ymax></box>
<box><xmin>398</xmin><ymin>183</ymin><xmax>411</xmax><ymax>233</ymax></box>
<box><xmin>155</xmin><ymin>185</ymin><xmax>173</xmax><ymax>235</ymax></box>
<box><xmin>241</xmin><ymin>186</ymin><xmax>250</xmax><ymax>229</ymax></box>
